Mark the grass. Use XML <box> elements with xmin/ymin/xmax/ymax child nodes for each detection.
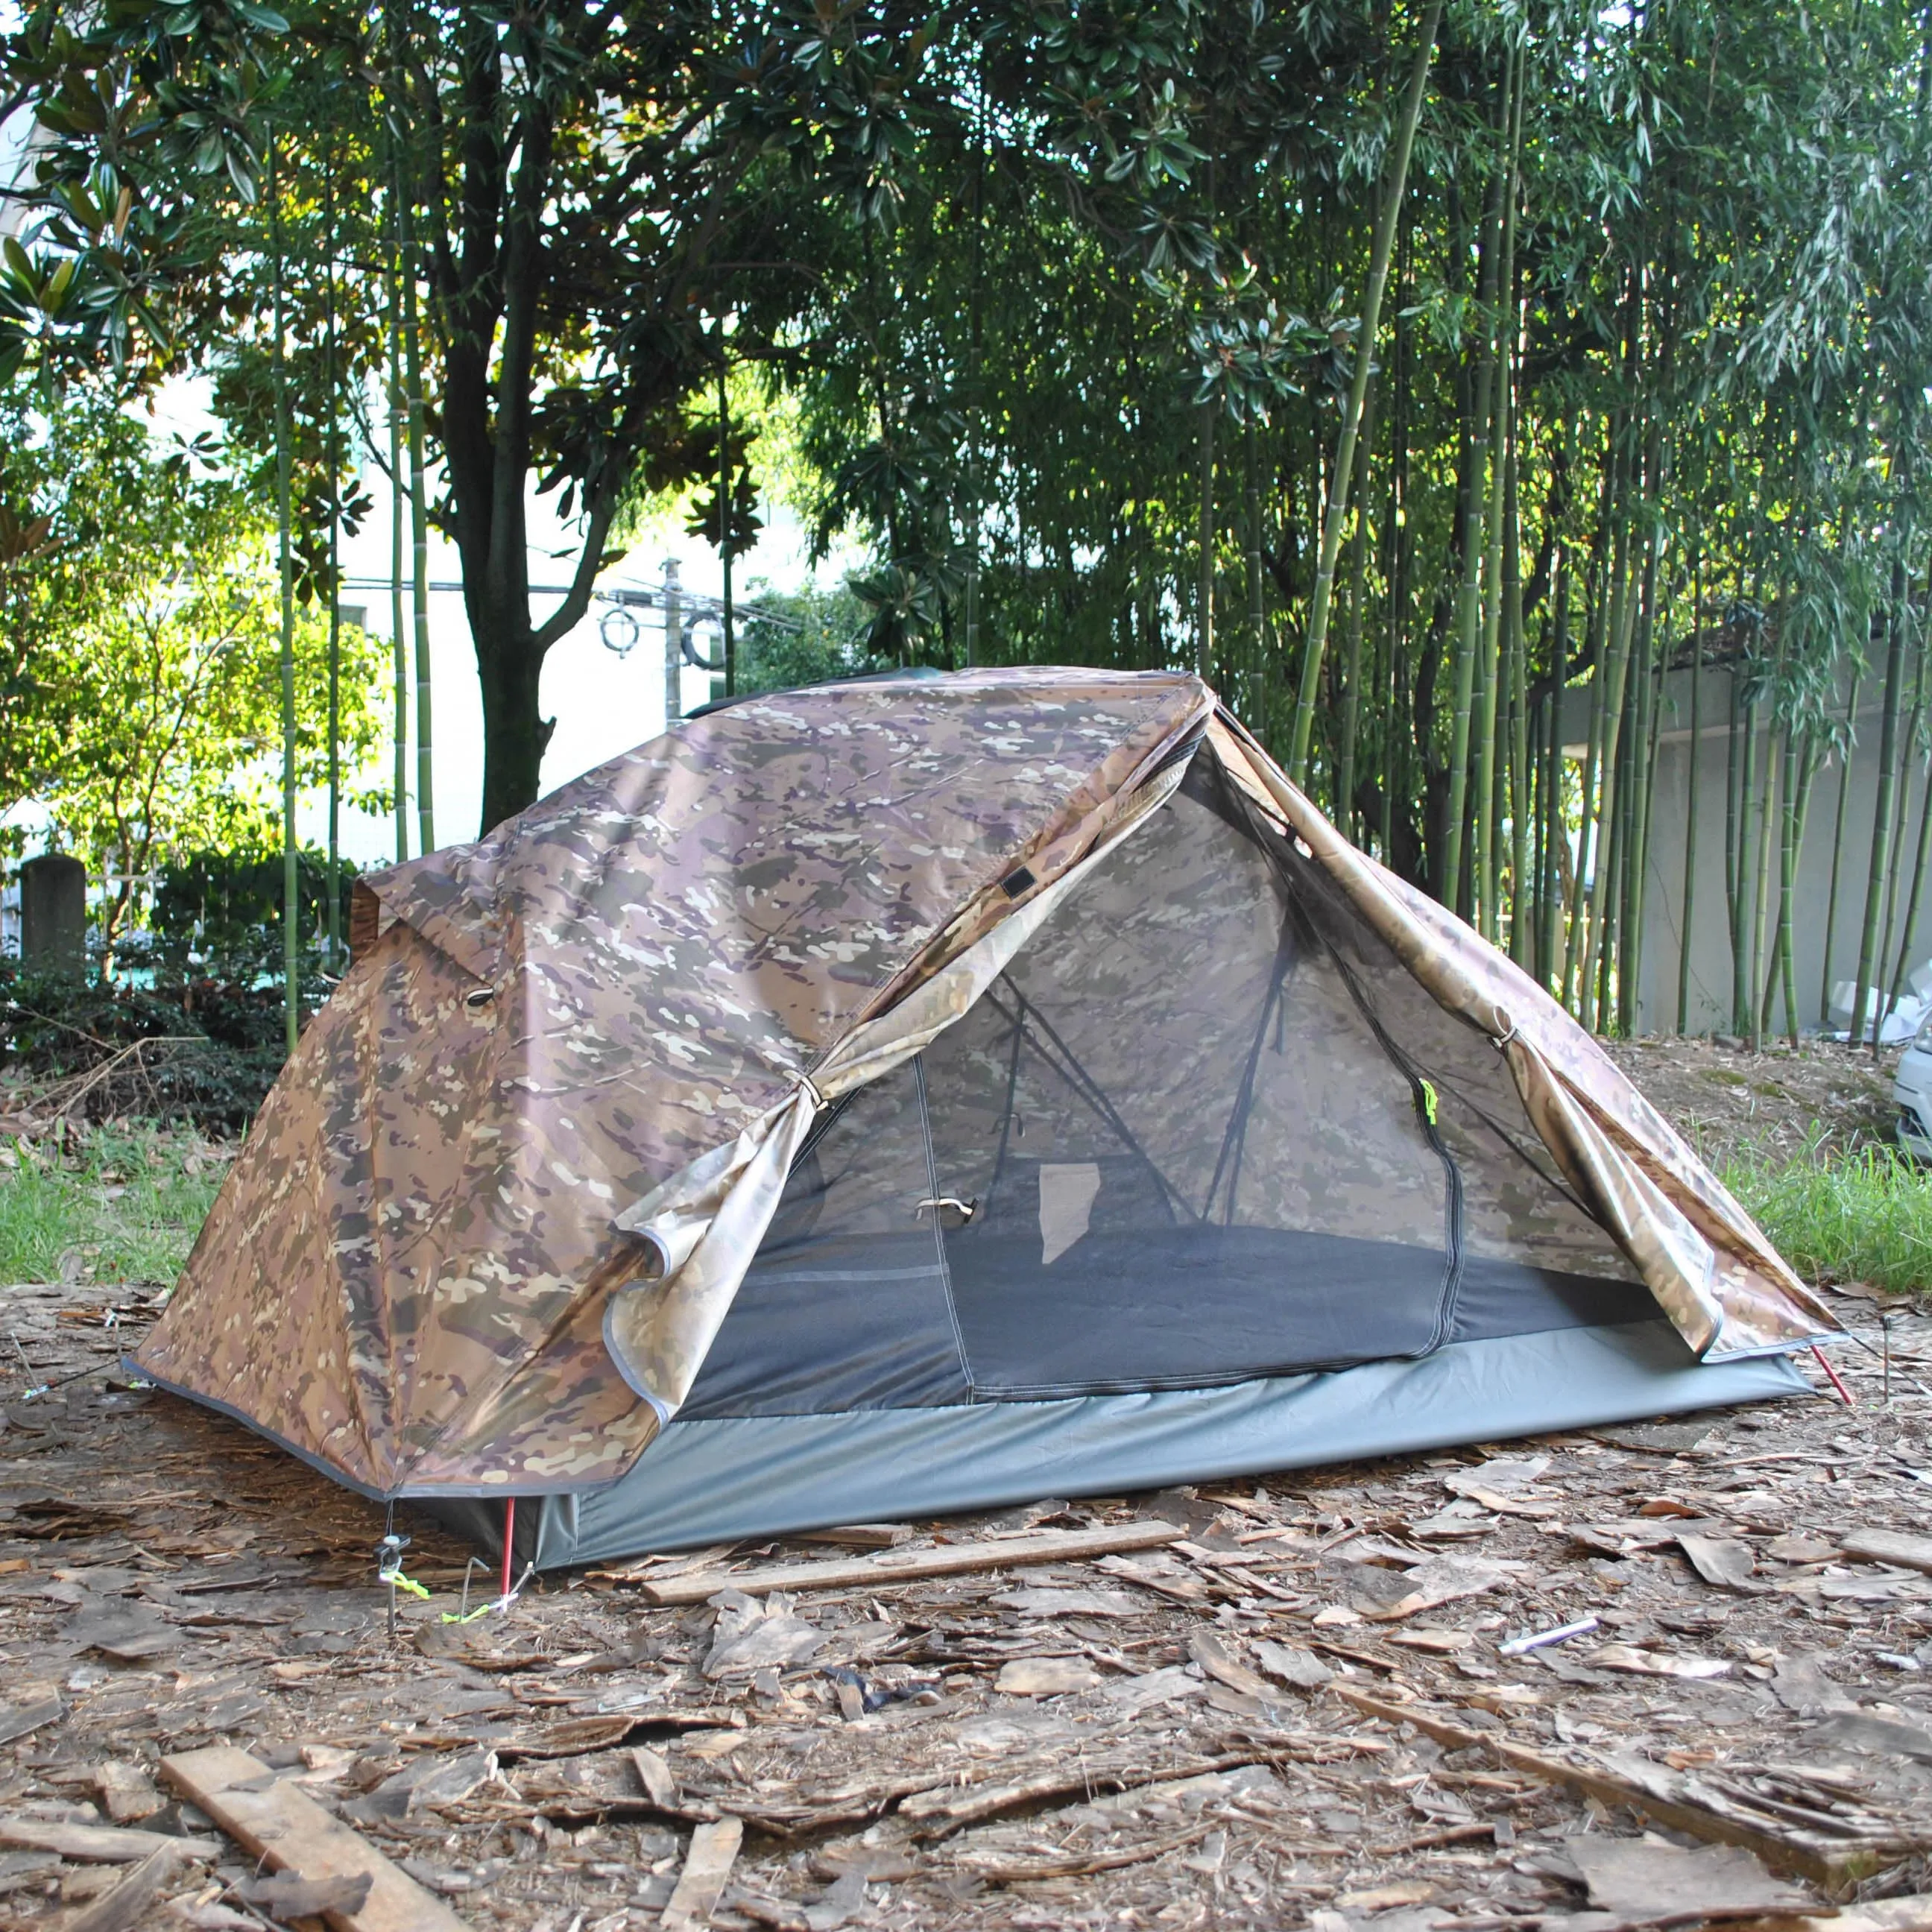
<box><xmin>0</xmin><ymin>1124</ymin><xmax>225</xmax><ymax>1287</ymax></box>
<box><xmin>1723</xmin><ymin>1131</ymin><xmax>1932</xmax><ymax>1300</ymax></box>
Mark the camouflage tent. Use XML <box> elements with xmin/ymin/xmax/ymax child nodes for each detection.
<box><xmin>135</xmin><ymin>670</ymin><xmax>1836</xmax><ymax>1566</ymax></box>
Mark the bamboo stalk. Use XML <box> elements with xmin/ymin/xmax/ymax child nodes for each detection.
<box><xmin>1197</xmin><ymin>397</ymin><xmax>1216</xmax><ymax>684</ymax></box>
<box><xmin>1246</xmin><ymin>419</ymin><xmax>1268</xmax><ymax>738</ymax></box>
<box><xmin>270</xmin><ymin>137</ymin><xmax>299</xmax><ymax>1056</ymax></box>
<box><xmin>1874</xmin><ymin>622</ymin><xmax>1925</xmax><ymax>1035</ymax></box>
<box><xmin>1506</xmin><ymin>445</ymin><xmax>1531</xmax><ymax>966</ymax></box>
<box><xmin>1579</xmin><ymin>446</ymin><xmax>1638</xmax><ymax>1028</ymax></box>
<box><xmin>1562</xmin><ymin>487</ymin><xmax>1614</xmax><ymax>1014</ymax></box>
<box><xmin>1475</xmin><ymin>43</ymin><xmax>1524</xmax><ymax>939</ymax></box>
<box><xmin>1442</xmin><ymin>154</ymin><xmax>1506</xmax><ymax>915</ymax></box>
<box><xmin>1336</xmin><ymin>386</ymin><xmax>1375</xmax><ymax>838</ymax></box>
<box><xmin>398</xmin><ymin>76</ymin><xmax>435</xmax><ymax>856</ymax></box>
<box><xmin>323</xmin><ymin>155</ymin><xmax>342</xmax><ymax>976</ymax></box>
<box><xmin>1677</xmin><ymin>547</ymin><xmax>1702</xmax><ymax>1033</ymax></box>
<box><xmin>1816</xmin><ymin>664</ymin><xmax>1860</xmax><ymax>1026</ymax></box>
<box><xmin>388</xmin><ymin>179</ymin><xmax>408</xmax><ymax>867</ymax></box>
<box><xmin>1541</xmin><ymin>541</ymin><xmax>1570</xmax><ymax>990</ymax></box>
<box><xmin>1851</xmin><ymin>555</ymin><xmax>1910</xmax><ymax>1049</ymax></box>
<box><xmin>1287</xmin><ymin>0</ymin><xmax>1442</xmax><ymax>783</ymax></box>
<box><xmin>1730</xmin><ymin>671</ymin><xmax>1757</xmax><ymax>1038</ymax></box>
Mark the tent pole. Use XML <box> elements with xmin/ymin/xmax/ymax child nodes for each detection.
<box><xmin>502</xmin><ymin>1497</ymin><xmax>516</xmax><ymax>1603</ymax></box>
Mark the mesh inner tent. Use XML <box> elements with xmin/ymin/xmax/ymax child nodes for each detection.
<box><xmin>676</xmin><ymin>751</ymin><xmax>1659</xmax><ymax>1422</ymax></box>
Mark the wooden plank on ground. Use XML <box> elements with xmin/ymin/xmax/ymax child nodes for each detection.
<box><xmin>1327</xmin><ymin>1683</ymin><xmax>1913</xmax><ymax>1896</ymax></box>
<box><xmin>661</xmin><ymin>1816</ymin><xmax>743</xmax><ymax>1930</ymax></box>
<box><xmin>160</xmin><ymin>1744</ymin><xmax>473</xmax><ymax>1932</ymax></box>
<box><xmin>637</xmin><ymin>1519</ymin><xmax>1181</xmax><ymax>1606</ymax></box>
<box><xmin>1841</xmin><ymin>1528</ymin><xmax>1932</xmax><ymax>1575</ymax></box>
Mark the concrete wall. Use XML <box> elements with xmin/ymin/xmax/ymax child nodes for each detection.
<box><xmin>1609</xmin><ymin>666</ymin><xmax>1932</xmax><ymax>1035</ymax></box>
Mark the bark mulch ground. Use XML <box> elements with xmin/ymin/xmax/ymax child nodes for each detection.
<box><xmin>0</xmin><ymin>1049</ymin><xmax>1928</xmax><ymax>1931</ymax></box>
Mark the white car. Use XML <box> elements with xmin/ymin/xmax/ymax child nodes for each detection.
<box><xmin>1895</xmin><ymin>1030</ymin><xmax>1932</xmax><ymax>1161</ymax></box>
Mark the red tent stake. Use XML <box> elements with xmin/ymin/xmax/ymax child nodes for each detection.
<box><xmin>1811</xmin><ymin>1345</ymin><xmax>1854</xmax><ymax>1407</ymax></box>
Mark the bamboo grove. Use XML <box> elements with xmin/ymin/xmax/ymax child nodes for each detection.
<box><xmin>4</xmin><ymin>0</ymin><xmax>1932</xmax><ymax>1041</ymax></box>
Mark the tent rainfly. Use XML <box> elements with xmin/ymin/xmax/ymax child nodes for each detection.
<box><xmin>135</xmin><ymin>670</ymin><xmax>1839</xmax><ymax>1570</ymax></box>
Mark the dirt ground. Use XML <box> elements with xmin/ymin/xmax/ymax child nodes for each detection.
<box><xmin>0</xmin><ymin>1052</ymin><xmax>1929</xmax><ymax>1932</ymax></box>
<box><xmin>1601</xmin><ymin>1036</ymin><xmax>1903</xmax><ymax>1167</ymax></box>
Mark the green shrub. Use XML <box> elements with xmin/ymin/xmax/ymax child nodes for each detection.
<box><xmin>0</xmin><ymin>963</ymin><xmax>290</xmax><ymax>1134</ymax></box>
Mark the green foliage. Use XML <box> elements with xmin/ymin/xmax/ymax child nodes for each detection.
<box><xmin>145</xmin><ymin>845</ymin><xmax>356</xmax><ymax>987</ymax></box>
<box><xmin>1724</xmin><ymin>1132</ymin><xmax>1932</xmax><ymax>1301</ymax></box>
<box><xmin>19</xmin><ymin>417</ymin><xmax>385</xmax><ymax>964</ymax></box>
<box><xmin>732</xmin><ymin>581</ymin><xmax>884</xmax><ymax>696</ymax></box>
<box><xmin>0</xmin><ymin>962</ymin><xmax>292</xmax><ymax>1136</ymax></box>
<box><xmin>0</xmin><ymin>1124</ymin><xmax>224</xmax><ymax>1287</ymax></box>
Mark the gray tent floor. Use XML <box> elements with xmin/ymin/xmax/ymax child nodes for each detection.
<box><xmin>436</xmin><ymin>1317</ymin><xmax>1806</xmax><ymax>1569</ymax></box>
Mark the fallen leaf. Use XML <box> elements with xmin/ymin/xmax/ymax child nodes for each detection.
<box><xmin>1771</xmin><ymin>1653</ymin><xmax>1857</xmax><ymax>1714</ymax></box>
<box><xmin>1362</xmin><ymin>1557</ymin><xmax>1512</xmax><ymax>1622</ymax></box>
<box><xmin>1766</xmin><ymin>1534</ymin><xmax>1840</xmax><ymax>1564</ymax></box>
<box><xmin>1252</xmin><ymin>1640</ymin><xmax>1335</xmax><ymax>1688</ymax></box>
<box><xmin>1099</xmin><ymin>1664</ymin><xmax>1203</xmax><ymax>1715</ymax></box>
<box><xmin>1187</xmin><ymin>1632</ymin><xmax>1273</xmax><ymax>1699</ymax></box>
<box><xmin>1678</xmin><ymin>1533</ymin><xmax>1761</xmax><ymax>1591</ymax></box>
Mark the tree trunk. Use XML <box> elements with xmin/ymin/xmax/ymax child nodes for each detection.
<box><xmin>271</xmin><ymin>139</ymin><xmax>299</xmax><ymax>1054</ymax></box>
<box><xmin>1506</xmin><ymin>444</ymin><xmax>1530</xmax><ymax>965</ymax></box>
<box><xmin>1875</xmin><ymin>624</ymin><xmax>1925</xmax><ymax>1034</ymax></box>
<box><xmin>1475</xmin><ymin>45</ymin><xmax>1523</xmax><ymax>940</ymax></box>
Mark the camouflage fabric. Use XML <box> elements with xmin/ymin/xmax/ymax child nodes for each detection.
<box><xmin>136</xmin><ymin>673</ymin><xmax>1832</xmax><ymax>1505</ymax></box>
<box><xmin>1208</xmin><ymin>715</ymin><xmax>1840</xmax><ymax>1359</ymax></box>
<box><xmin>135</xmin><ymin>671</ymin><xmax>1209</xmax><ymax>1495</ymax></box>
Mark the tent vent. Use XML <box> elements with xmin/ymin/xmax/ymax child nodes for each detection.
<box><xmin>1001</xmin><ymin>866</ymin><xmax>1037</xmax><ymax>900</ymax></box>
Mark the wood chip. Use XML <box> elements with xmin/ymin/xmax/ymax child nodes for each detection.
<box><xmin>0</xmin><ymin>1697</ymin><xmax>61</xmax><ymax>1747</ymax></box>
<box><xmin>1841</xmin><ymin>1529</ymin><xmax>1932</xmax><ymax>1575</ymax></box>
<box><xmin>0</xmin><ymin>1816</ymin><xmax>219</xmax><ymax>1863</ymax></box>
<box><xmin>60</xmin><ymin>1843</ymin><xmax>183</xmax><ymax>1932</ymax></box>
<box><xmin>996</xmin><ymin>1657</ymin><xmax>1102</xmax><ymax>1696</ymax></box>
<box><xmin>662</xmin><ymin>1817</ymin><xmax>743</xmax><ymax>1931</ymax></box>
<box><xmin>635</xmin><ymin>1520</ymin><xmax>1181</xmax><ymax>1605</ymax></box>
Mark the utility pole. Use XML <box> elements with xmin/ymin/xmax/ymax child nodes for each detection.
<box><xmin>663</xmin><ymin>560</ymin><xmax>684</xmax><ymax>731</ymax></box>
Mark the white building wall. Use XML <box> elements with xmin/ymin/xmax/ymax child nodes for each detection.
<box><xmin>1628</xmin><ymin>666</ymin><xmax>1931</xmax><ymax>1035</ymax></box>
